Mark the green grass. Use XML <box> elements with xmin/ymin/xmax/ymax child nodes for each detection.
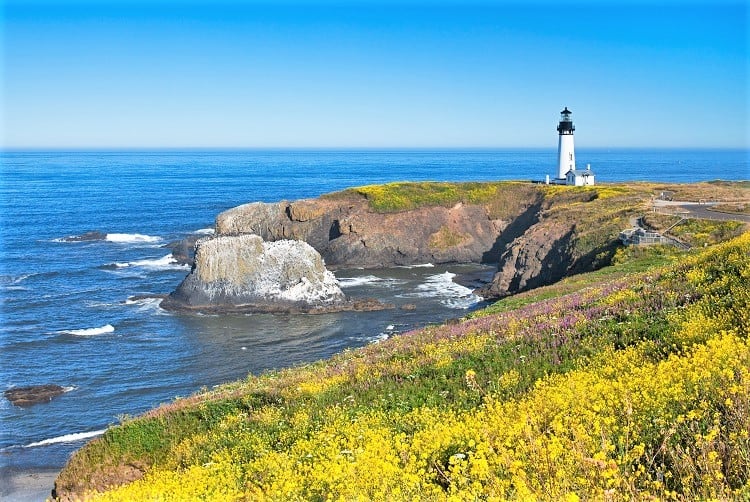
<box><xmin>343</xmin><ymin>181</ymin><xmax>526</xmax><ymax>213</ymax></box>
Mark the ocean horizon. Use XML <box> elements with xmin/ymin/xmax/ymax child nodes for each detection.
<box><xmin>4</xmin><ymin>146</ymin><xmax>748</xmax><ymax>153</ymax></box>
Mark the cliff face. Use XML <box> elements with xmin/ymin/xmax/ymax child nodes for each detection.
<box><xmin>208</xmin><ymin>183</ymin><xmax>643</xmax><ymax>299</ymax></box>
<box><xmin>477</xmin><ymin>188</ymin><xmax>636</xmax><ymax>298</ymax></box>
<box><xmin>216</xmin><ymin>196</ymin><xmax>511</xmax><ymax>268</ymax></box>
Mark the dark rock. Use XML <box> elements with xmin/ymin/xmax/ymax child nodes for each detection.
<box><xmin>127</xmin><ymin>294</ymin><xmax>168</xmax><ymax>302</ymax></box>
<box><xmin>302</xmin><ymin>298</ymin><xmax>394</xmax><ymax>314</ymax></box>
<box><xmin>61</xmin><ymin>231</ymin><xmax>107</xmax><ymax>242</ymax></box>
<box><xmin>160</xmin><ymin>297</ymin><xmax>393</xmax><ymax>315</ymax></box>
<box><xmin>163</xmin><ymin>234</ymin><xmax>201</xmax><ymax>266</ymax></box>
<box><xmin>5</xmin><ymin>385</ymin><xmax>68</xmax><ymax>407</ymax></box>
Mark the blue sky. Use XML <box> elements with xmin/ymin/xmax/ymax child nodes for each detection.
<box><xmin>2</xmin><ymin>1</ymin><xmax>747</xmax><ymax>148</ymax></box>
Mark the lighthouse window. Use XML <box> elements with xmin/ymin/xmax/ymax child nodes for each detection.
<box><xmin>569</xmin><ymin>153</ymin><xmax>573</xmax><ymax>161</ymax></box>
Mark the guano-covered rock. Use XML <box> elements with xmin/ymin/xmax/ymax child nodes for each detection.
<box><xmin>161</xmin><ymin>234</ymin><xmax>346</xmax><ymax>313</ymax></box>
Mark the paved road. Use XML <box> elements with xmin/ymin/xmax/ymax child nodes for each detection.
<box><xmin>653</xmin><ymin>200</ymin><xmax>750</xmax><ymax>223</ymax></box>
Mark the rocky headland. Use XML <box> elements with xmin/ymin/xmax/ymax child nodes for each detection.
<box><xmin>189</xmin><ymin>182</ymin><xmax>652</xmax><ymax>300</ymax></box>
<box><xmin>168</xmin><ymin>180</ymin><xmax>746</xmax><ymax>302</ymax></box>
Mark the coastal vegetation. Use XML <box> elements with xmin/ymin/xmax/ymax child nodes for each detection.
<box><xmin>643</xmin><ymin>213</ymin><xmax>746</xmax><ymax>248</ymax></box>
<box><xmin>340</xmin><ymin>180</ymin><xmax>747</xmax><ymax>216</ymax></box>
<box><xmin>56</xmin><ymin>229</ymin><xmax>750</xmax><ymax>500</ymax></box>
<box><xmin>341</xmin><ymin>181</ymin><xmax>523</xmax><ymax>214</ymax></box>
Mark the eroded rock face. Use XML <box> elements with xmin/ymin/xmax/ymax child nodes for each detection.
<box><xmin>478</xmin><ymin>222</ymin><xmax>576</xmax><ymax>299</ymax></box>
<box><xmin>215</xmin><ymin>198</ymin><xmax>509</xmax><ymax>268</ymax></box>
<box><xmin>162</xmin><ymin>234</ymin><xmax>346</xmax><ymax>313</ymax></box>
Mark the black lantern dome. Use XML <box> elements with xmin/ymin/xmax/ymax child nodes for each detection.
<box><xmin>557</xmin><ymin>107</ymin><xmax>575</xmax><ymax>134</ymax></box>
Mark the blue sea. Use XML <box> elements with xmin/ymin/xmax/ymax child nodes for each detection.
<box><xmin>0</xmin><ymin>149</ymin><xmax>747</xmax><ymax>496</ymax></box>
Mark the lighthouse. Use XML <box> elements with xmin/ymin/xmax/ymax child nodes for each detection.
<box><xmin>557</xmin><ymin>107</ymin><xmax>575</xmax><ymax>179</ymax></box>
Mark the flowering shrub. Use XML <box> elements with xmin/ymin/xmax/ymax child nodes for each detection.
<box><xmin>83</xmin><ymin>233</ymin><xmax>749</xmax><ymax>501</ymax></box>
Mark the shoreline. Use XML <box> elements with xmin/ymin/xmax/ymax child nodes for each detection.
<box><xmin>0</xmin><ymin>467</ymin><xmax>57</xmax><ymax>502</ymax></box>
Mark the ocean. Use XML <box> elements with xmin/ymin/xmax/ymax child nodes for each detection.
<box><xmin>0</xmin><ymin>149</ymin><xmax>747</xmax><ymax>495</ymax></box>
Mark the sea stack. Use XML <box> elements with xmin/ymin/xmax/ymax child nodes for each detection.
<box><xmin>161</xmin><ymin>234</ymin><xmax>346</xmax><ymax>313</ymax></box>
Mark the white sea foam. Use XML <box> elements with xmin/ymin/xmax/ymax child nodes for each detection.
<box><xmin>125</xmin><ymin>297</ymin><xmax>165</xmax><ymax>314</ymax></box>
<box><xmin>59</xmin><ymin>324</ymin><xmax>115</xmax><ymax>336</ymax></box>
<box><xmin>24</xmin><ymin>429</ymin><xmax>107</xmax><ymax>448</ymax></box>
<box><xmin>337</xmin><ymin>275</ymin><xmax>406</xmax><ymax>288</ymax></box>
<box><xmin>1</xmin><ymin>273</ymin><xmax>32</xmax><ymax>284</ymax></box>
<box><xmin>194</xmin><ymin>228</ymin><xmax>216</xmax><ymax>235</ymax></box>
<box><xmin>114</xmin><ymin>254</ymin><xmax>188</xmax><ymax>270</ymax></box>
<box><xmin>370</xmin><ymin>332</ymin><xmax>390</xmax><ymax>344</ymax></box>
<box><xmin>338</xmin><ymin>275</ymin><xmax>381</xmax><ymax>287</ymax></box>
<box><xmin>401</xmin><ymin>271</ymin><xmax>481</xmax><ymax>309</ymax></box>
<box><xmin>0</xmin><ymin>273</ymin><xmax>34</xmax><ymax>290</ymax></box>
<box><xmin>396</xmin><ymin>263</ymin><xmax>435</xmax><ymax>269</ymax></box>
<box><xmin>85</xmin><ymin>300</ymin><xmax>117</xmax><ymax>309</ymax></box>
<box><xmin>106</xmin><ymin>233</ymin><xmax>162</xmax><ymax>244</ymax></box>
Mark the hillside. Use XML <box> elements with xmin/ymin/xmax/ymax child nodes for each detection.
<box><xmin>54</xmin><ymin>230</ymin><xmax>750</xmax><ymax>500</ymax></box>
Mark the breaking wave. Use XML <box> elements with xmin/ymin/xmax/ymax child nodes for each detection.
<box><xmin>106</xmin><ymin>233</ymin><xmax>162</xmax><ymax>244</ymax></box>
<box><xmin>0</xmin><ymin>273</ymin><xmax>35</xmax><ymax>291</ymax></box>
<box><xmin>113</xmin><ymin>254</ymin><xmax>188</xmax><ymax>270</ymax></box>
<box><xmin>125</xmin><ymin>297</ymin><xmax>166</xmax><ymax>314</ymax></box>
<box><xmin>53</xmin><ymin>232</ymin><xmax>162</xmax><ymax>244</ymax></box>
<box><xmin>400</xmin><ymin>271</ymin><xmax>482</xmax><ymax>309</ymax></box>
<box><xmin>338</xmin><ymin>275</ymin><xmax>406</xmax><ymax>288</ymax></box>
<box><xmin>24</xmin><ymin>429</ymin><xmax>107</xmax><ymax>448</ymax></box>
<box><xmin>59</xmin><ymin>324</ymin><xmax>115</xmax><ymax>336</ymax></box>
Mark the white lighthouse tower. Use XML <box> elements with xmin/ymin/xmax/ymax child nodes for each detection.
<box><xmin>557</xmin><ymin>107</ymin><xmax>575</xmax><ymax>179</ymax></box>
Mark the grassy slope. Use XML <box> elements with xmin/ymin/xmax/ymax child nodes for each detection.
<box><xmin>59</xmin><ymin>232</ymin><xmax>750</xmax><ymax>501</ymax></box>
